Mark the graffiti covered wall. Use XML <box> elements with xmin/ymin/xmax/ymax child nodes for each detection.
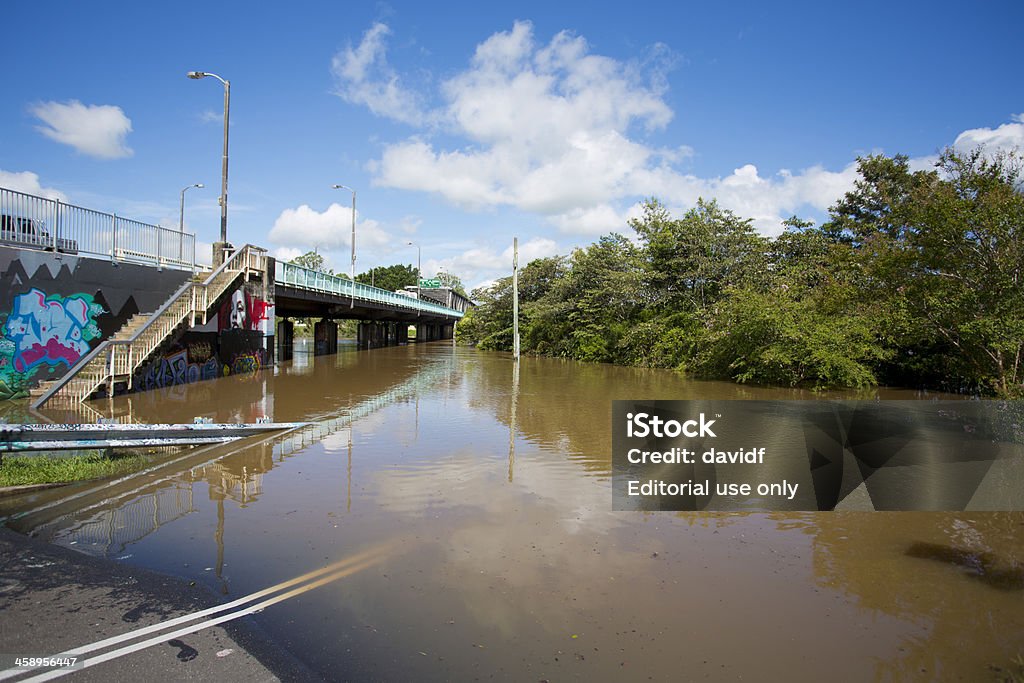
<box><xmin>132</xmin><ymin>330</ymin><xmax>268</xmax><ymax>391</ymax></box>
<box><xmin>0</xmin><ymin>246</ymin><xmax>192</xmax><ymax>399</ymax></box>
<box><xmin>132</xmin><ymin>283</ymin><xmax>272</xmax><ymax>392</ymax></box>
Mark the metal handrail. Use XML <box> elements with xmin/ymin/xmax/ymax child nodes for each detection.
<box><xmin>1</xmin><ymin>186</ymin><xmax>197</xmax><ymax>270</ymax></box>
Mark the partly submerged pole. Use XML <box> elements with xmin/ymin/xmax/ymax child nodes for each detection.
<box><xmin>512</xmin><ymin>237</ymin><xmax>520</xmax><ymax>360</ymax></box>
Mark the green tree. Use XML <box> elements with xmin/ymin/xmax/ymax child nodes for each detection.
<box><xmin>290</xmin><ymin>250</ymin><xmax>332</xmax><ymax>274</ymax></box>
<box><xmin>457</xmin><ymin>256</ymin><xmax>568</xmax><ymax>351</ymax></box>
<box><xmin>823</xmin><ymin>154</ymin><xmax>938</xmax><ymax>245</ymax></box>
<box><xmin>693</xmin><ymin>285</ymin><xmax>890</xmax><ymax>388</ymax></box>
<box><xmin>356</xmin><ymin>264</ymin><xmax>418</xmax><ymax>291</ymax></box>
<box><xmin>816</xmin><ymin>149</ymin><xmax>1024</xmax><ymax>396</ymax></box>
<box><xmin>435</xmin><ymin>271</ymin><xmax>468</xmax><ymax>296</ymax></box>
<box><xmin>528</xmin><ymin>234</ymin><xmax>644</xmax><ymax>362</ymax></box>
<box><xmin>630</xmin><ymin>198</ymin><xmax>769</xmax><ymax>312</ymax></box>
<box><xmin>455</xmin><ymin>150</ymin><xmax>1024</xmax><ymax>397</ymax></box>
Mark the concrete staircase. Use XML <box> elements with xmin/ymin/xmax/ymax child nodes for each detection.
<box><xmin>29</xmin><ymin>313</ymin><xmax>151</xmax><ymax>403</ymax></box>
<box><xmin>32</xmin><ymin>245</ymin><xmax>265</xmax><ymax>409</ymax></box>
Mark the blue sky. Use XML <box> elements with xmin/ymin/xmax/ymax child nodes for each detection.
<box><xmin>3</xmin><ymin>1</ymin><xmax>1022</xmax><ymax>288</ymax></box>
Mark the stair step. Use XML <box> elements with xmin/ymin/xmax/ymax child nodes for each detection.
<box><xmin>28</xmin><ymin>381</ymin><xmax>57</xmax><ymax>398</ymax></box>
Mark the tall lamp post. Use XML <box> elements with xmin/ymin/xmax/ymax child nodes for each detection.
<box><xmin>187</xmin><ymin>70</ymin><xmax>230</xmax><ymax>261</ymax></box>
<box><xmin>331</xmin><ymin>184</ymin><xmax>356</xmax><ymax>281</ymax></box>
<box><xmin>406</xmin><ymin>240</ymin><xmax>421</xmax><ymax>316</ymax></box>
<box><xmin>178</xmin><ymin>183</ymin><xmax>203</xmax><ymax>260</ymax></box>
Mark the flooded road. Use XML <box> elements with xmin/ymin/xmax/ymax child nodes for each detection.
<box><xmin>6</xmin><ymin>341</ymin><xmax>1024</xmax><ymax>681</ymax></box>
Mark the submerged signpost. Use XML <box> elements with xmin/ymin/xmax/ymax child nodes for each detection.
<box><xmin>512</xmin><ymin>237</ymin><xmax>520</xmax><ymax>361</ymax></box>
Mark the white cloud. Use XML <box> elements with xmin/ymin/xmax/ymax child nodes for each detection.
<box><xmin>341</xmin><ymin>23</ymin><xmax>1024</xmax><ymax>243</ymax></box>
<box><xmin>397</xmin><ymin>215</ymin><xmax>421</xmax><ymax>235</ymax></box>
<box><xmin>515</xmin><ymin>236</ymin><xmax>561</xmax><ymax>263</ymax></box>
<box><xmin>953</xmin><ymin>117</ymin><xmax>1024</xmax><ymax>157</ymax></box>
<box><xmin>331</xmin><ymin>22</ymin><xmax>427</xmax><ymax>126</ymax></box>
<box><xmin>615</xmin><ymin>161</ymin><xmax>864</xmax><ymax>235</ymax></box>
<box><xmin>363</xmin><ymin>21</ymin><xmax>676</xmax><ymax>218</ymax></box>
<box><xmin>430</xmin><ymin>237</ymin><xmax>561</xmax><ymax>286</ymax></box>
<box><xmin>198</xmin><ymin>110</ymin><xmax>223</xmax><ymax>124</ymax></box>
<box><xmin>273</xmin><ymin>246</ymin><xmax>304</xmax><ymax>262</ymax></box>
<box><xmin>348</xmin><ymin>21</ymin><xmax>865</xmax><ymax>237</ymax></box>
<box><xmin>0</xmin><ymin>170</ymin><xmax>67</xmax><ymax>200</ymax></box>
<box><xmin>547</xmin><ymin>204</ymin><xmax>630</xmax><ymax>235</ymax></box>
<box><xmin>195</xmin><ymin>241</ymin><xmax>214</xmax><ymax>267</ymax></box>
<box><xmin>268</xmin><ymin>202</ymin><xmax>394</xmax><ymax>254</ymax></box>
<box><xmin>30</xmin><ymin>100</ymin><xmax>133</xmax><ymax>159</ymax></box>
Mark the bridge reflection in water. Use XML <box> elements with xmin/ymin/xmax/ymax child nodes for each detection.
<box><xmin>13</xmin><ymin>349</ymin><xmax>457</xmax><ymax>594</ymax></box>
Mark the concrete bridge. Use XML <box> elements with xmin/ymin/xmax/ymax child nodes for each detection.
<box><xmin>273</xmin><ymin>261</ymin><xmax>470</xmax><ymax>358</ymax></box>
<box><xmin>0</xmin><ymin>186</ymin><xmax>467</xmax><ymax>407</ymax></box>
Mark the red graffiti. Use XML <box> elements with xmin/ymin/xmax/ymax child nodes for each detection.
<box><xmin>250</xmin><ymin>297</ymin><xmax>270</xmax><ymax>328</ymax></box>
<box><xmin>219</xmin><ymin>288</ymin><xmax>270</xmax><ymax>332</ymax></box>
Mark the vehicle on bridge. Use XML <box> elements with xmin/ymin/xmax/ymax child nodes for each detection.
<box><xmin>0</xmin><ymin>214</ymin><xmax>78</xmax><ymax>254</ymax></box>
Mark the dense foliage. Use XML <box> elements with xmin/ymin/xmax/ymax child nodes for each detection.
<box><xmin>457</xmin><ymin>149</ymin><xmax>1024</xmax><ymax>397</ymax></box>
<box><xmin>356</xmin><ymin>263</ymin><xmax>418</xmax><ymax>291</ymax></box>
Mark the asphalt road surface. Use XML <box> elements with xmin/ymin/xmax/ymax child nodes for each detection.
<box><xmin>0</xmin><ymin>527</ymin><xmax>320</xmax><ymax>682</ymax></box>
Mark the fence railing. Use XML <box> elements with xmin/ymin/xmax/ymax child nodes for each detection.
<box><xmin>275</xmin><ymin>261</ymin><xmax>465</xmax><ymax>318</ymax></box>
<box><xmin>0</xmin><ymin>186</ymin><xmax>196</xmax><ymax>270</ymax></box>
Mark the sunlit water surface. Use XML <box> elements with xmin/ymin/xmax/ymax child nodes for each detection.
<box><xmin>8</xmin><ymin>340</ymin><xmax>1023</xmax><ymax>681</ymax></box>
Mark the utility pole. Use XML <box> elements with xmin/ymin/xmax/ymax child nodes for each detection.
<box><xmin>512</xmin><ymin>237</ymin><xmax>520</xmax><ymax>361</ymax></box>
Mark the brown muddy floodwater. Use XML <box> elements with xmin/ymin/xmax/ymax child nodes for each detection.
<box><xmin>5</xmin><ymin>340</ymin><xmax>1024</xmax><ymax>681</ymax></box>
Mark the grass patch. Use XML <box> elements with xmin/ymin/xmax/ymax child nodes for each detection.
<box><xmin>0</xmin><ymin>450</ymin><xmax>161</xmax><ymax>487</ymax></box>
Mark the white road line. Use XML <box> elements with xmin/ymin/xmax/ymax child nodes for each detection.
<box><xmin>0</xmin><ymin>540</ymin><xmax>395</xmax><ymax>682</ymax></box>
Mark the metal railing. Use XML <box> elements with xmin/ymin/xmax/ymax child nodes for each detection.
<box><xmin>0</xmin><ymin>186</ymin><xmax>196</xmax><ymax>270</ymax></box>
<box><xmin>276</xmin><ymin>261</ymin><xmax>465</xmax><ymax>318</ymax></box>
<box><xmin>32</xmin><ymin>245</ymin><xmax>265</xmax><ymax>408</ymax></box>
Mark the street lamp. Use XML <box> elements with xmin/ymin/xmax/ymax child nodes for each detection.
<box><xmin>406</xmin><ymin>241</ymin><xmax>421</xmax><ymax>314</ymax></box>
<box><xmin>187</xmin><ymin>71</ymin><xmax>230</xmax><ymax>252</ymax></box>
<box><xmin>331</xmin><ymin>184</ymin><xmax>356</xmax><ymax>281</ymax></box>
<box><xmin>178</xmin><ymin>183</ymin><xmax>204</xmax><ymax>260</ymax></box>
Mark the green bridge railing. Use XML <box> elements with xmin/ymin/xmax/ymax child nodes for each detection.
<box><xmin>275</xmin><ymin>261</ymin><xmax>464</xmax><ymax>318</ymax></box>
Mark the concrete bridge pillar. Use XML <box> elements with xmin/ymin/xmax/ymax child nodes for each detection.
<box><xmin>358</xmin><ymin>321</ymin><xmax>391</xmax><ymax>349</ymax></box>
<box><xmin>314</xmin><ymin>319</ymin><xmax>337</xmax><ymax>355</ymax></box>
<box><xmin>212</xmin><ymin>241</ymin><xmax>233</xmax><ymax>268</ymax></box>
<box><xmin>397</xmin><ymin>324</ymin><xmax>409</xmax><ymax>344</ymax></box>
<box><xmin>277</xmin><ymin>319</ymin><xmax>294</xmax><ymax>362</ymax></box>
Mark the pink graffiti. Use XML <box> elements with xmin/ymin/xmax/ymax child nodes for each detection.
<box><xmin>14</xmin><ymin>338</ymin><xmax>83</xmax><ymax>372</ymax></box>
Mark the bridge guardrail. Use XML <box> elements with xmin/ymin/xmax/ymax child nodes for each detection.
<box><xmin>1</xmin><ymin>186</ymin><xmax>196</xmax><ymax>270</ymax></box>
<box><xmin>276</xmin><ymin>261</ymin><xmax>464</xmax><ymax>318</ymax></box>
